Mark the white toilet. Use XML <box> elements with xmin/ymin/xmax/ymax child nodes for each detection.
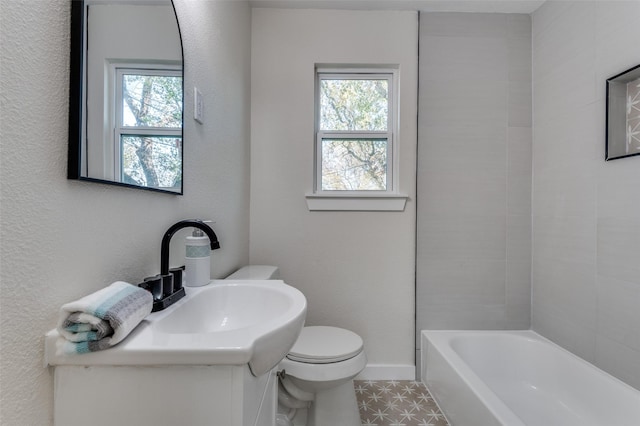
<box><xmin>226</xmin><ymin>266</ymin><xmax>367</xmax><ymax>426</ymax></box>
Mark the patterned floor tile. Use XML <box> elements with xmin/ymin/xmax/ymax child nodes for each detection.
<box><xmin>354</xmin><ymin>380</ymin><xmax>449</xmax><ymax>426</ymax></box>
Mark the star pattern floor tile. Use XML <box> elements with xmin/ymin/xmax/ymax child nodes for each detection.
<box><xmin>354</xmin><ymin>380</ymin><xmax>449</xmax><ymax>426</ymax></box>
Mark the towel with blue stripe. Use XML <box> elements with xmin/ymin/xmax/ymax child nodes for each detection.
<box><xmin>56</xmin><ymin>281</ymin><xmax>153</xmax><ymax>354</ymax></box>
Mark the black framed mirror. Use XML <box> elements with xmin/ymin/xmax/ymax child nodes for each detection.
<box><xmin>68</xmin><ymin>0</ymin><xmax>184</xmax><ymax>194</ymax></box>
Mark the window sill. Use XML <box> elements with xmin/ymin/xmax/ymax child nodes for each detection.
<box><xmin>305</xmin><ymin>193</ymin><xmax>409</xmax><ymax>211</ymax></box>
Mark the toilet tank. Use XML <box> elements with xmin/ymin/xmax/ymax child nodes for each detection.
<box><xmin>225</xmin><ymin>265</ymin><xmax>280</xmax><ymax>280</ymax></box>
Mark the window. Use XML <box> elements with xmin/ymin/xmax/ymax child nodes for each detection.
<box><xmin>307</xmin><ymin>67</ymin><xmax>406</xmax><ymax>211</ymax></box>
<box><xmin>114</xmin><ymin>66</ymin><xmax>182</xmax><ymax>190</ymax></box>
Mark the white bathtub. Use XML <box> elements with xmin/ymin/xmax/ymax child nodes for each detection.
<box><xmin>421</xmin><ymin>330</ymin><xmax>640</xmax><ymax>426</ymax></box>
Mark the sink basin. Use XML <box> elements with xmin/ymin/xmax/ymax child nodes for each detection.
<box><xmin>45</xmin><ymin>280</ymin><xmax>307</xmax><ymax>376</ymax></box>
<box><xmin>155</xmin><ymin>282</ymin><xmax>295</xmax><ymax>334</ymax></box>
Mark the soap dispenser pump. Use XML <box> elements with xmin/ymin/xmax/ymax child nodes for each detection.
<box><xmin>185</xmin><ymin>222</ymin><xmax>213</xmax><ymax>287</ymax></box>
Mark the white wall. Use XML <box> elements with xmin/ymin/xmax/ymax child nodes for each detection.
<box><xmin>250</xmin><ymin>8</ymin><xmax>418</xmax><ymax>374</ymax></box>
<box><xmin>0</xmin><ymin>0</ymin><xmax>251</xmax><ymax>424</ymax></box>
<box><xmin>532</xmin><ymin>0</ymin><xmax>640</xmax><ymax>390</ymax></box>
<box><xmin>416</xmin><ymin>12</ymin><xmax>532</xmax><ymax>344</ymax></box>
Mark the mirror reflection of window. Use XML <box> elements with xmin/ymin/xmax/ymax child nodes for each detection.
<box><xmin>79</xmin><ymin>1</ymin><xmax>183</xmax><ymax>193</ymax></box>
<box><xmin>115</xmin><ymin>68</ymin><xmax>182</xmax><ymax>190</ymax></box>
<box><xmin>120</xmin><ymin>72</ymin><xmax>182</xmax><ymax>128</ymax></box>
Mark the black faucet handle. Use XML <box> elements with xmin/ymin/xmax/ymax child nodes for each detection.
<box><xmin>160</xmin><ymin>273</ymin><xmax>173</xmax><ymax>298</ymax></box>
<box><xmin>141</xmin><ymin>275</ymin><xmax>163</xmax><ymax>300</ymax></box>
<box><xmin>170</xmin><ymin>266</ymin><xmax>185</xmax><ymax>291</ymax></box>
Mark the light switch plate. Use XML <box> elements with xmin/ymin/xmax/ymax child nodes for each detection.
<box><xmin>194</xmin><ymin>87</ymin><xmax>204</xmax><ymax>124</ymax></box>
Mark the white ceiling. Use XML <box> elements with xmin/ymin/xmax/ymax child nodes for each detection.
<box><xmin>249</xmin><ymin>0</ymin><xmax>546</xmax><ymax>14</ymax></box>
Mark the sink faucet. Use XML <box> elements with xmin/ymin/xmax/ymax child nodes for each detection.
<box><xmin>139</xmin><ymin>220</ymin><xmax>221</xmax><ymax>311</ymax></box>
<box><xmin>161</xmin><ymin>219</ymin><xmax>220</xmax><ymax>276</ymax></box>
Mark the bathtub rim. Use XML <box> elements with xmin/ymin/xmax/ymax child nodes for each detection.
<box><xmin>421</xmin><ymin>329</ymin><xmax>640</xmax><ymax>426</ymax></box>
<box><xmin>424</xmin><ymin>329</ymin><xmax>640</xmax><ymax>395</ymax></box>
<box><xmin>423</xmin><ymin>330</ymin><xmax>530</xmax><ymax>426</ymax></box>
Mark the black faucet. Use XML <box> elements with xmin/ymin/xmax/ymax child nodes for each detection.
<box><xmin>139</xmin><ymin>219</ymin><xmax>221</xmax><ymax>311</ymax></box>
<box><xmin>160</xmin><ymin>219</ymin><xmax>220</xmax><ymax>276</ymax></box>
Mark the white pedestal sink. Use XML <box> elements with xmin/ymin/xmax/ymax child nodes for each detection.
<box><xmin>45</xmin><ymin>279</ymin><xmax>307</xmax><ymax>426</ymax></box>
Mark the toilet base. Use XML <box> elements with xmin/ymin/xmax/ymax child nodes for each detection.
<box><xmin>288</xmin><ymin>380</ymin><xmax>361</xmax><ymax>426</ymax></box>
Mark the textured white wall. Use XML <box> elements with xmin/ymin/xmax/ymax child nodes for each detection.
<box><xmin>532</xmin><ymin>0</ymin><xmax>640</xmax><ymax>390</ymax></box>
<box><xmin>250</xmin><ymin>8</ymin><xmax>418</xmax><ymax>372</ymax></box>
<box><xmin>416</xmin><ymin>13</ymin><xmax>532</xmax><ymax>340</ymax></box>
<box><xmin>0</xmin><ymin>0</ymin><xmax>251</xmax><ymax>424</ymax></box>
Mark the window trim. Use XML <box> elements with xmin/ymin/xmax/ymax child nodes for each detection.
<box><xmin>307</xmin><ymin>66</ymin><xmax>407</xmax><ymax>211</ymax></box>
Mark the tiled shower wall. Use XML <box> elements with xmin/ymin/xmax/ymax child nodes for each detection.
<box><xmin>416</xmin><ymin>13</ymin><xmax>532</xmax><ymax>363</ymax></box>
<box><xmin>532</xmin><ymin>1</ymin><xmax>640</xmax><ymax>390</ymax></box>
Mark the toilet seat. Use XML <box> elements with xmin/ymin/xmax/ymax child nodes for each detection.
<box><xmin>279</xmin><ymin>350</ymin><xmax>367</xmax><ymax>388</ymax></box>
<box><xmin>286</xmin><ymin>326</ymin><xmax>363</xmax><ymax>364</ymax></box>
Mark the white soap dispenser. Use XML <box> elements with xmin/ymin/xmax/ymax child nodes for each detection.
<box><xmin>185</xmin><ymin>225</ymin><xmax>212</xmax><ymax>287</ymax></box>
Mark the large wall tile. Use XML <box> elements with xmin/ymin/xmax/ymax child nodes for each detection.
<box><xmin>508</xmin><ymin>36</ymin><xmax>532</xmax><ymax>83</ymax></box>
<box><xmin>597</xmin><ymin>275</ymin><xmax>640</xmax><ymax>353</ymax></box>
<box><xmin>533</xmin><ymin>55</ymin><xmax>597</xmax><ymax>125</ymax></box>
<box><xmin>595</xmin><ymin>1</ymin><xmax>640</xmax><ymax>84</ymax></box>
<box><xmin>533</xmin><ymin>0</ymin><xmax>640</xmax><ymax>390</ymax></box>
<box><xmin>505</xmin><ymin>302</ymin><xmax>531</xmax><ymax>330</ymax></box>
<box><xmin>531</xmin><ymin>0</ymin><xmax>573</xmax><ymax>37</ymax></box>
<box><xmin>417</xmin><ymin>12</ymin><xmax>531</xmax><ymax>343</ymax></box>
<box><xmin>420</xmin><ymin>36</ymin><xmax>507</xmax><ymax>82</ymax></box>
<box><xmin>508</xmin><ymin>81</ymin><xmax>532</xmax><ymax>127</ymax></box>
<box><xmin>418</xmin><ymin>258</ymin><xmax>506</xmax><ymax>304</ymax></box>
<box><xmin>532</xmin><ymin>258</ymin><xmax>597</xmax><ymax>330</ymax></box>
<box><xmin>532</xmin><ymin>103</ymin><xmax>601</xmax><ymax>170</ymax></box>
<box><xmin>532</xmin><ymin>303</ymin><xmax>597</xmax><ymax>362</ymax></box>
<box><xmin>507</xmin><ymin>214</ymin><xmax>531</xmax><ymax>263</ymax></box>
<box><xmin>532</xmin><ymin>2</ymin><xmax>595</xmax><ymax>78</ymax></box>
<box><xmin>597</xmin><ymin>217</ymin><xmax>640</xmax><ymax>285</ymax></box>
<box><xmin>595</xmin><ymin>336</ymin><xmax>640</xmax><ymax>391</ymax></box>
<box><xmin>419</xmin><ymin>124</ymin><xmax>507</xmax><ymax>168</ymax></box>
<box><xmin>420</xmin><ymin>12</ymin><xmax>507</xmax><ymax>38</ymax></box>
<box><xmin>417</xmin><ymin>302</ymin><xmax>506</xmax><ymax>331</ymax></box>
<box><xmin>532</xmin><ymin>164</ymin><xmax>597</xmax><ymax>218</ymax></box>
<box><xmin>418</xmin><ymin>215</ymin><xmax>506</xmax><ymax>261</ymax></box>
<box><xmin>420</xmin><ymin>79</ymin><xmax>508</xmax><ymax>127</ymax></box>
<box><xmin>533</xmin><ymin>215</ymin><xmax>596</xmax><ymax>265</ymax></box>
<box><xmin>597</xmin><ymin>160</ymin><xmax>640</xmax><ymax>218</ymax></box>
<box><xmin>507</xmin><ymin>127</ymin><xmax>533</xmax><ymax>215</ymax></box>
<box><xmin>507</xmin><ymin>14</ymin><xmax>532</xmax><ymax>39</ymax></box>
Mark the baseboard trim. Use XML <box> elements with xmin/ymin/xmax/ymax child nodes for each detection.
<box><xmin>355</xmin><ymin>364</ymin><xmax>416</xmax><ymax>381</ymax></box>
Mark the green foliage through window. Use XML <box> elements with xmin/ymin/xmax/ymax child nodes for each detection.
<box><xmin>320</xmin><ymin>79</ymin><xmax>388</xmax><ymax>131</ymax></box>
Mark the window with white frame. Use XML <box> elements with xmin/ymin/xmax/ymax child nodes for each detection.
<box><xmin>315</xmin><ymin>68</ymin><xmax>397</xmax><ymax>194</ymax></box>
<box><xmin>114</xmin><ymin>66</ymin><xmax>182</xmax><ymax>190</ymax></box>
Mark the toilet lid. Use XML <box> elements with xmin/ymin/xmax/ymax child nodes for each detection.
<box><xmin>287</xmin><ymin>326</ymin><xmax>364</xmax><ymax>364</ymax></box>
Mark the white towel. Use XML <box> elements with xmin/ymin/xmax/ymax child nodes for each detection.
<box><xmin>57</xmin><ymin>281</ymin><xmax>153</xmax><ymax>354</ymax></box>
